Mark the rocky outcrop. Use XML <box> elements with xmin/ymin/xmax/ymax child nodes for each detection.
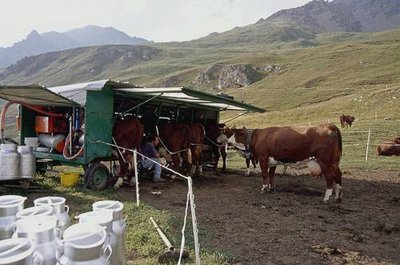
<box><xmin>256</xmin><ymin>64</ymin><xmax>287</xmax><ymax>73</ymax></box>
<box><xmin>265</xmin><ymin>0</ymin><xmax>400</xmax><ymax>33</ymax></box>
<box><xmin>193</xmin><ymin>64</ymin><xmax>263</xmax><ymax>89</ymax></box>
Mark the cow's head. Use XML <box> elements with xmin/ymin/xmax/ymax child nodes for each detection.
<box><xmin>227</xmin><ymin>127</ymin><xmax>247</xmax><ymax>148</ymax></box>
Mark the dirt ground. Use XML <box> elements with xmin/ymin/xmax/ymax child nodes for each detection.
<box><xmin>137</xmin><ymin>166</ymin><xmax>400</xmax><ymax>265</ymax></box>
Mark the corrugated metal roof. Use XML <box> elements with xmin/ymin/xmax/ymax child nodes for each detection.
<box><xmin>0</xmin><ymin>80</ymin><xmax>265</xmax><ymax>113</ymax></box>
<box><xmin>0</xmin><ymin>85</ymin><xmax>77</xmax><ymax>106</ymax></box>
<box><xmin>115</xmin><ymin>86</ymin><xmax>265</xmax><ymax>112</ymax></box>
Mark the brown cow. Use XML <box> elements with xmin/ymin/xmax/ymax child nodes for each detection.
<box><xmin>227</xmin><ymin>124</ymin><xmax>343</xmax><ymax>203</ymax></box>
<box><xmin>340</xmin><ymin>114</ymin><xmax>355</xmax><ymax>128</ymax></box>
<box><xmin>157</xmin><ymin>123</ymin><xmax>192</xmax><ymax>175</ymax></box>
<box><xmin>376</xmin><ymin>137</ymin><xmax>400</xmax><ymax>156</ymax></box>
<box><xmin>188</xmin><ymin>123</ymin><xmax>205</xmax><ymax>176</ymax></box>
<box><xmin>112</xmin><ymin>116</ymin><xmax>144</xmax><ymax>180</ymax></box>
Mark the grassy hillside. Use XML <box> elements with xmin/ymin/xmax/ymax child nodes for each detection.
<box><xmin>1</xmin><ymin>28</ymin><xmax>399</xmax><ymax>170</ymax></box>
<box><xmin>1</xmin><ymin>28</ymin><xmax>400</xmax><ymax>265</ymax></box>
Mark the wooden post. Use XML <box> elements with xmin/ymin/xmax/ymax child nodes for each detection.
<box><xmin>365</xmin><ymin>129</ymin><xmax>371</xmax><ymax>162</ymax></box>
<box><xmin>134</xmin><ymin>149</ymin><xmax>140</xmax><ymax>206</ymax></box>
<box><xmin>188</xmin><ymin>177</ymin><xmax>201</xmax><ymax>265</ymax></box>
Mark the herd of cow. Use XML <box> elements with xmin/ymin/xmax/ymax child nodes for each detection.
<box><xmin>111</xmin><ymin>113</ymin><xmax>399</xmax><ymax>203</ymax></box>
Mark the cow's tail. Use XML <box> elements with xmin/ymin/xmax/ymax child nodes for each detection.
<box><xmin>330</xmin><ymin>124</ymin><xmax>342</xmax><ymax>156</ymax></box>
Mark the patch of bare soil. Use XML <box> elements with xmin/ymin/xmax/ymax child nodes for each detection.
<box><xmin>138</xmin><ymin>168</ymin><xmax>400</xmax><ymax>264</ymax></box>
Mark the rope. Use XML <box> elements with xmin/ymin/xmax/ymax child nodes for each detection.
<box><xmin>112</xmin><ymin>137</ymin><xmax>127</xmax><ymax>163</ymax></box>
<box><xmin>204</xmin><ymin>134</ymin><xmax>225</xmax><ymax>147</ymax></box>
<box><xmin>86</xmin><ymin>137</ymin><xmax>189</xmax><ymax>180</ymax></box>
<box><xmin>86</xmin><ymin>137</ymin><xmax>199</xmax><ymax>263</ymax></box>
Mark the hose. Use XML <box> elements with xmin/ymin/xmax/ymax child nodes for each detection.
<box><xmin>0</xmin><ymin>100</ymin><xmax>64</xmax><ymax>142</ymax></box>
<box><xmin>62</xmin><ymin>132</ymin><xmax>84</xmax><ymax>160</ymax></box>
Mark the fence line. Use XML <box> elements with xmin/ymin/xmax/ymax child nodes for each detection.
<box><xmin>87</xmin><ymin>137</ymin><xmax>201</xmax><ymax>265</ymax></box>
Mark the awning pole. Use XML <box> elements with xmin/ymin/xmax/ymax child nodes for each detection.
<box><xmin>222</xmin><ymin>111</ymin><xmax>249</xmax><ymax>124</ymax></box>
<box><xmin>117</xmin><ymin>93</ymin><xmax>163</xmax><ymax>117</ymax></box>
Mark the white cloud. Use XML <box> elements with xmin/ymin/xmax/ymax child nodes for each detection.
<box><xmin>0</xmin><ymin>0</ymin><xmax>310</xmax><ymax>47</ymax></box>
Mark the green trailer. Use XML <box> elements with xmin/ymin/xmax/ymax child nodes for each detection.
<box><xmin>0</xmin><ymin>80</ymin><xmax>265</xmax><ymax>189</ymax></box>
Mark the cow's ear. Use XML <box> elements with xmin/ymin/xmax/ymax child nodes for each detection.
<box><xmin>243</xmin><ymin>126</ymin><xmax>247</xmax><ymax>129</ymax></box>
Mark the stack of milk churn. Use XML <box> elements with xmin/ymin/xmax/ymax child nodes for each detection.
<box><xmin>0</xmin><ymin>195</ymin><xmax>126</xmax><ymax>265</ymax></box>
<box><xmin>0</xmin><ymin>143</ymin><xmax>35</xmax><ymax>181</ymax></box>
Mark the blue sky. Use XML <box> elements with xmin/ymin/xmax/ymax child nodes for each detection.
<box><xmin>0</xmin><ymin>0</ymin><xmax>310</xmax><ymax>47</ymax></box>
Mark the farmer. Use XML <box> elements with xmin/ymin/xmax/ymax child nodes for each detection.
<box><xmin>140</xmin><ymin>135</ymin><xmax>165</xmax><ymax>182</ymax></box>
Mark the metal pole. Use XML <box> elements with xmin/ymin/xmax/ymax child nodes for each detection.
<box><xmin>365</xmin><ymin>128</ymin><xmax>371</xmax><ymax>162</ymax></box>
<box><xmin>134</xmin><ymin>149</ymin><xmax>140</xmax><ymax>206</ymax></box>
<box><xmin>188</xmin><ymin>177</ymin><xmax>201</xmax><ymax>265</ymax></box>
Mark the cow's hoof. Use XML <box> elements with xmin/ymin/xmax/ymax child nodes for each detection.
<box><xmin>335</xmin><ymin>198</ymin><xmax>342</xmax><ymax>203</ymax></box>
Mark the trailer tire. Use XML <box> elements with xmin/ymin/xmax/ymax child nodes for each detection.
<box><xmin>85</xmin><ymin>163</ymin><xmax>110</xmax><ymax>190</ymax></box>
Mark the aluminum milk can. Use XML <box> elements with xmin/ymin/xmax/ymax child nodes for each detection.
<box><xmin>58</xmin><ymin>223</ymin><xmax>112</xmax><ymax>265</ymax></box>
<box><xmin>0</xmin><ymin>195</ymin><xmax>27</xmax><ymax>240</ymax></box>
<box><xmin>0</xmin><ymin>144</ymin><xmax>20</xmax><ymax>180</ymax></box>
<box><xmin>16</xmin><ymin>206</ymin><xmax>53</xmax><ymax>220</ymax></box>
<box><xmin>0</xmin><ymin>238</ymin><xmax>43</xmax><ymax>265</ymax></box>
<box><xmin>0</xmin><ymin>195</ymin><xmax>27</xmax><ymax>218</ymax></box>
<box><xmin>77</xmin><ymin>211</ymin><xmax>117</xmax><ymax>265</ymax></box>
<box><xmin>17</xmin><ymin>146</ymin><xmax>35</xmax><ymax>179</ymax></box>
<box><xmin>33</xmin><ymin>197</ymin><xmax>70</xmax><ymax>231</ymax></box>
<box><xmin>92</xmin><ymin>200</ymin><xmax>125</xmax><ymax>265</ymax></box>
<box><xmin>13</xmin><ymin>216</ymin><xmax>59</xmax><ymax>265</ymax></box>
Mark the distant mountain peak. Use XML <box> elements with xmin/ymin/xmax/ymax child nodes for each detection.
<box><xmin>0</xmin><ymin>25</ymin><xmax>150</xmax><ymax>68</ymax></box>
<box><xmin>26</xmin><ymin>30</ymin><xmax>41</xmax><ymax>39</ymax></box>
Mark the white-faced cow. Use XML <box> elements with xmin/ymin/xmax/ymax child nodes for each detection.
<box><xmin>227</xmin><ymin>124</ymin><xmax>343</xmax><ymax>203</ymax></box>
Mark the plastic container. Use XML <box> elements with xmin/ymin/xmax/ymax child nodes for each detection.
<box><xmin>60</xmin><ymin>173</ymin><xmax>80</xmax><ymax>187</ymax></box>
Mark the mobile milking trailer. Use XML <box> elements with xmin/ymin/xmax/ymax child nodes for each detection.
<box><xmin>0</xmin><ymin>80</ymin><xmax>265</xmax><ymax>190</ymax></box>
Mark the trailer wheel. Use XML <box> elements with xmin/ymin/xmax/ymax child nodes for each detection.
<box><xmin>85</xmin><ymin>163</ymin><xmax>110</xmax><ymax>190</ymax></box>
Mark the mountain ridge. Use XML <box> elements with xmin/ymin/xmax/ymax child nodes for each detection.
<box><xmin>0</xmin><ymin>25</ymin><xmax>150</xmax><ymax>68</ymax></box>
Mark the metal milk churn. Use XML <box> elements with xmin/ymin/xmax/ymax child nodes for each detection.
<box><xmin>16</xmin><ymin>206</ymin><xmax>53</xmax><ymax>220</ymax></box>
<box><xmin>0</xmin><ymin>144</ymin><xmax>20</xmax><ymax>180</ymax></box>
<box><xmin>58</xmin><ymin>223</ymin><xmax>112</xmax><ymax>265</ymax></box>
<box><xmin>92</xmin><ymin>200</ymin><xmax>125</xmax><ymax>265</ymax></box>
<box><xmin>17</xmin><ymin>146</ymin><xmax>36</xmax><ymax>179</ymax></box>
<box><xmin>0</xmin><ymin>238</ymin><xmax>43</xmax><ymax>265</ymax></box>
<box><xmin>76</xmin><ymin>211</ymin><xmax>117</xmax><ymax>265</ymax></box>
<box><xmin>13</xmin><ymin>216</ymin><xmax>59</xmax><ymax>265</ymax></box>
<box><xmin>33</xmin><ymin>196</ymin><xmax>70</xmax><ymax>232</ymax></box>
<box><xmin>0</xmin><ymin>195</ymin><xmax>27</xmax><ymax>240</ymax></box>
